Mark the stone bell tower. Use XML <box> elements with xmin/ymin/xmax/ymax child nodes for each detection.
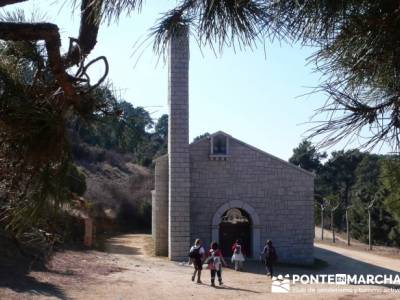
<box><xmin>168</xmin><ymin>25</ymin><xmax>191</xmax><ymax>260</ymax></box>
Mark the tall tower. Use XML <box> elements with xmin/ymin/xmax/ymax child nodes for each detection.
<box><xmin>168</xmin><ymin>25</ymin><xmax>191</xmax><ymax>260</ymax></box>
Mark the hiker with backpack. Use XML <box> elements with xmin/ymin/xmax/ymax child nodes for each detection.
<box><xmin>231</xmin><ymin>239</ymin><xmax>245</xmax><ymax>271</ymax></box>
<box><xmin>206</xmin><ymin>241</ymin><xmax>227</xmax><ymax>287</ymax></box>
<box><xmin>262</xmin><ymin>240</ymin><xmax>277</xmax><ymax>277</ymax></box>
<box><xmin>189</xmin><ymin>238</ymin><xmax>205</xmax><ymax>283</ymax></box>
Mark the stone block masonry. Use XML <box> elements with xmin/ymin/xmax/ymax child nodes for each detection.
<box><xmin>168</xmin><ymin>25</ymin><xmax>191</xmax><ymax>261</ymax></box>
<box><xmin>189</xmin><ymin>136</ymin><xmax>315</xmax><ymax>265</ymax></box>
<box><xmin>152</xmin><ymin>155</ymin><xmax>169</xmax><ymax>256</ymax></box>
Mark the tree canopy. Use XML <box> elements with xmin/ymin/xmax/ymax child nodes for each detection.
<box><xmin>290</xmin><ymin>140</ymin><xmax>400</xmax><ymax>246</ymax></box>
<box><xmin>1</xmin><ymin>0</ymin><xmax>400</xmax><ymax>151</ymax></box>
<box><xmin>289</xmin><ymin>140</ymin><xmax>326</xmax><ymax>173</ymax></box>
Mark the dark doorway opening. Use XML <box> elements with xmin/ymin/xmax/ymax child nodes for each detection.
<box><xmin>219</xmin><ymin>208</ymin><xmax>252</xmax><ymax>258</ymax></box>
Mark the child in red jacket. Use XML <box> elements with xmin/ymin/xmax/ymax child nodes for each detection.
<box><xmin>206</xmin><ymin>241</ymin><xmax>227</xmax><ymax>287</ymax></box>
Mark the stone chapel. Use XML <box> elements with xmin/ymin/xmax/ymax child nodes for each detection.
<box><xmin>151</xmin><ymin>26</ymin><xmax>314</xmax><ymax>265</ymax></box>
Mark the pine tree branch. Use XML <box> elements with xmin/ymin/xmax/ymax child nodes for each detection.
<box><xmin>0</xmin><ymin>22</ymin><xmax>77</xmax><ymax>101</ymax></box>
<box><xmin>0</xmin><ymin>0</ymin><xmax>27</xmax><ymax>7</ymax></box>
<box><xmin>0</xmin><ymin>0</ymin><xmax>106</xmax><ymax>107</ymax></box>
<box><xmin>63</xmin><ymin>0</ymin><xmax>102</xmax><ymax>67</ymax></box>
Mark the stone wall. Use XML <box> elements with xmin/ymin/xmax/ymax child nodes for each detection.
<box><xmin>152</xmin><ymin>155</ymin><xmax>169</xmax><ymax>256</ymax></box>
<box><xmin>168</xmin><ymin>26</ymin><xmax>191</xmax><ymax>261</ymax></box>
<box><xmin>189</xmin><ymin>136</ymin><xmax>314</xmax><ymax>265</ymax></box>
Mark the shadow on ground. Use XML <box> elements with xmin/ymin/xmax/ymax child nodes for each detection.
<box><xmin>214</xmin><ymin>284</ymin><xmax>261</xmax><ymax>293</ymax></box>
<box><xmin>0</xmin><ymin>265</ymin><xmax>68</xmax><ymax>300</ymax></box>
<box><xmin>105</xmin><ymin>243</ymin><xmax>143</xmax><ymax>255</ymax></box>
<box><xmin>226</xmin><ymin>246</ymin><xmax>400</xmax><ymax>289</ymax></box>
<box><xmin>0</xmin><ymin>235</ymin><xmax>68</xmax><ymax>299</ymax></box>
<box><xmin>103</xmin><ymin>236</ymin><xmax>144</xmax><ymax>255</ymax></box>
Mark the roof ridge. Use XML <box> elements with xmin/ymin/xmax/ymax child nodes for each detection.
<box><xmin>189</xmin><ymin>131</ymin><xmax>315</xmax><ymax>177</ymax></box>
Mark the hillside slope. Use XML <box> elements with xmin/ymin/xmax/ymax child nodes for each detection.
<box><xmin>75</xmin><ymin>150</ymin><xmax>154</xmax><ymax>232</ymax></box>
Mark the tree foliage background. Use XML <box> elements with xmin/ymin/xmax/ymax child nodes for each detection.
<box><xmin>290</xmin><ymin>140</ymin><xmax>400</xmax><ymax>246</ymax></box>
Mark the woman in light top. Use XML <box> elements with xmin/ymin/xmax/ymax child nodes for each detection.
<box><xmin>231</xmin><ymin>239</ymin><xmax>245</xmax><ymax>271</ymax></box>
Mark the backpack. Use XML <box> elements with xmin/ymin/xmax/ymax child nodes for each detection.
<box><xmin>208</xmin><ymin>250</ymin><xmax>221</xmax><ymax>269</ymax></box>
<box><xmin>269</xmin><ymin>247</ymin><xmax>278</xmax><ymax>262</ymax></box>
<box><xmin>189</xmin><ymin>247</ymin><xmax>200</xmax><ymax>259</ymax></box>
<box><xmin>234</xmin><ymin>244</ymin><xmax>241</xmax><ymax>255</ymax></box>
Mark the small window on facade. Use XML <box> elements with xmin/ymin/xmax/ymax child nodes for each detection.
<box><xmin>213</xmin><ymin>135</ymin><xmax>227</xmax><ymax>155</ymax></box>
<box><xmin>210</xmin><ymin>133</ymin><xmax>229</xmax><ymax>160</ymax></box>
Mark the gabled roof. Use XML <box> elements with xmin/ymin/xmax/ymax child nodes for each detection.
<box><xmin>189</xmin><ymin>130</ymin><xmax>229</xmax><ymax>146</ymax></box>
<box><xmin>190</xmin><ymin>130</ymin><xmax>315</xmax><ymax>178</ymax></box>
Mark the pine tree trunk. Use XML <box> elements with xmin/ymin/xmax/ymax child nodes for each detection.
<box><xmin>321</xmin><ymin>206</ymin><xmax>324</xmax><ymax>240</ymax></box>
<box><xmin>346</xmin><ymin>209</ymin><xmax>350</xmax><ymax>246</ymax></box>
<box><xmin>368</xmin><ymin>210</ymin><xmax>372</xmax><ymax>250</ymax></box>
<box><xmin>331</xmin><ymin>211</ymin><xmax>335</xmax><ymax>243</ymax></box>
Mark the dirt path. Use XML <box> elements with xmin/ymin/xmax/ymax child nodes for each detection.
<box><xmin>1</xmin><ymin>235</ymin><xmax>399</xmax><ymax>300</ymax></box>
<box><xmin>315</xmin><ymin>242</ymin><xmax>400</xmax><ymax>273</ymax></box>
<box><xmin>315</xmin><ymin>227</ymin><xmax>400</xmax><ymax>258</ymax></box>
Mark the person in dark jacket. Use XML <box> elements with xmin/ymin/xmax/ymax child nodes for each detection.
<box><xmin>262</xmin><ymin>240</ymin><xmax>277</xmax><ymax>277</ymax></box>
<box><xmin>189</xmin><ymin>238</ymin><xmax>205</xmax><ymax>283</ymax></box>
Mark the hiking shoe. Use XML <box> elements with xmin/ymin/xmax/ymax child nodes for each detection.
<box><xmin>211</xmin><ymin>282</ymin><xmax>215</xmax><ymax>287</ymax></box>
<box><xmin>219</xmin><ymin>281</ymin><xmax>223</xmax><ymax>286</ymax></box>
<box><xmin>191</xmin><ymin>275</ymin><xmax>195</xmax><ymax>282</ymax></box>
<box><xmin>197</xmin><ymin>280</ymin><xmax>202</xmax><ymax>284</ymax></box>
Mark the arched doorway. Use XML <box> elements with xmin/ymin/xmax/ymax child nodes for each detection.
<box><xmin>211</xmin><ymin>201</ymin><xmax>261</xmax><ymax>258</ymax></box>
<box><xmin>219</xmin><ymin>208</ymin><xmax>251</xmax><ymax>257</ymax></box>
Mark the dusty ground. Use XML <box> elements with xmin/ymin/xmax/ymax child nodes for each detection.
<box><xmin>1</xmin><ymin>234</ymin><xmax>400</xmax><ymax>300</ymax></box>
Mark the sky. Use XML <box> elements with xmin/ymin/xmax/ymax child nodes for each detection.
<box><xmin>3</xmin><ymin>0</ymin><xmax>384</xmax><ymax>160</ymax></box>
